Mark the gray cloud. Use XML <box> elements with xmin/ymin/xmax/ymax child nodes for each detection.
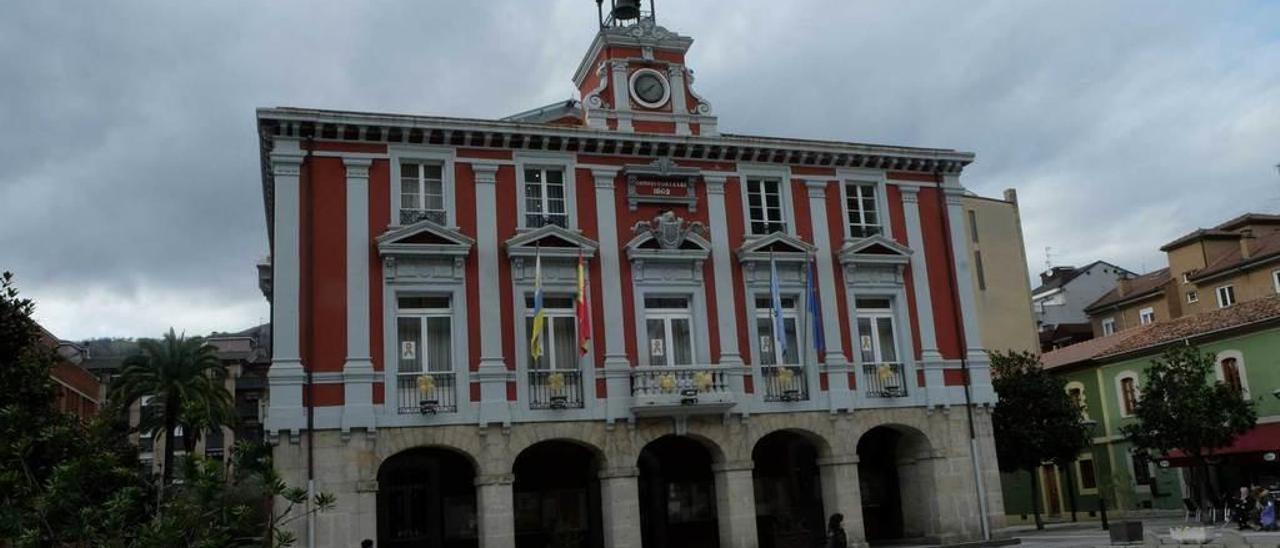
<box><xmin>2</xmin><ymin>0</ymin><xmax>1277</xmax><ymax>339</ymax></box>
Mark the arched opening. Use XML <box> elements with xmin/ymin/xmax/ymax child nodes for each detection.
<box><xmin>752</xmin><ymin>431</ymin><xmax>826</xmax><ymax>548</ymax></box>
<box><xmin>638</xmin><ymin>435</ymin><xmax>719</xmax><ymax>548</ymax></box>
<box><xmin>377</xmin><ymin>447</ymin><xmax>478</xmax><ymax>548</ymax></box>
<box><xmin>856</xmin><ymin>425</ymin><xmax>935</xmax><ymax>543</ymax></box>
<box><xmin>512</xmin><ymin>440</ymin><xmax>604</xmax><ymax>548</ymax></box>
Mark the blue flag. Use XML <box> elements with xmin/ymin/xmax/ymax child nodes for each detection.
<box><xmin>806</xmin><ymin>257</ymin><xmax>826</xmax><ymax>355</ymax></box>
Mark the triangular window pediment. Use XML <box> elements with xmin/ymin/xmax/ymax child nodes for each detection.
<box><xmin>377</xmin><ymin>219</ymin><xmax>474</xmax><ymax>258</ymax></box>
<box><xmin>736</xmin><ymin>232</ymin><xmax>816</xmax><ymax>263</ymax></box>
<box><xmin>505</xmin><ymin>224</ymin><xmax>599</xmax><ymax>258</ymax></box>
<box><xmin>837</xmin><ymin>235</ymin><xmax>911</xmax><ymax>265</ymax></box>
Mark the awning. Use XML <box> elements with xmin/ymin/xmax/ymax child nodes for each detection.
<box><xmin>1159</xmin><ymin>423</ymin><xmax>1280</xmax><ymax>467</ymax></box>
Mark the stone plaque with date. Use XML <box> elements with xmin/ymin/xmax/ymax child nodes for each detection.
<box><xmin>624</xmin><ymin>157</ymin><xmax>700</xmax><ymax>212</ymax></box>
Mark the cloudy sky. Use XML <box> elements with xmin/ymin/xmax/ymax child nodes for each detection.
<box><xmin>3</xmin><ymin>1</ymin><xmax>1278</xmax><ymax>341</ymax></box>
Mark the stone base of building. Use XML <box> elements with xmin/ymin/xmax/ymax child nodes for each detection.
<box><xmin>272</xmin><ymin>406</ymin><xmax>1005</xmax><ymax>548</ymax></box>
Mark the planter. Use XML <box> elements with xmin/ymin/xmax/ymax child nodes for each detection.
<box><xmin>1109</xmin><ymin>521</ymin><xmax>1142</xmax><ymax>544</ymax></box>
<box><xmin>1169</xmin><ymin>526</ymin><xmax>1209</xmax><ymax>545</ymax></box>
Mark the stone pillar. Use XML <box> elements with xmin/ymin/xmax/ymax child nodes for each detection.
<box><xmin>592</xmin><ymin>168</ymin><xmax>633</xmax><ymax>424</ymax></box>
<box><xmin>818</xmin><ymin>455</ymin><xmax>867</xmax><ymax>548</ymax></box>
<box><xmin>805</xmin><ymin>180</ymin><xmax>852</xmax><ymax>412</ymax></box>
<box><xmin>475</xmin><ymin>473</ymin><xmax>516</xmax><ymax>548</ymax></box>
<box><xmin>610</xmin><ymin>60</ymin><xmax>633</xmax><ymax>132</ymax></box>
<box><xmin>705</xmin><ymin>175</ymin><xmax>746</xmax><ymax>399</ymax></box>
<box><xmin>943</xmin><ymin>181</ymin><xmax>994</xmax><ymax>406</ymax></box>
<box><xmin>472</xmin><ymin>163</ymin><xmax>512</xmax><ymax>427</ymax></box>
<box><xmin>266</xmin><ymin>139</ymin><xmax>307</xmax><ymax>439</ymax></box>
<box><xmin>599</xmin><ymin>467</ymin><xmax>642</xmax><ymax>548</ymax></box>
<box><xmin>712</xmin><ymin>460</ymin><xmax>759</xmax><ymax>548</ymax></box>
<box><xmin>667</xmin><ymin>65</ymin><xmax>691</xmax><ymax>136</ymax></box>
<box><xmin>341</xmin><ymin>157</ymin><xmax>376</xmax><ymax>434</ymax></box>
<box><xmin>900</xmin><ymin>186</ymin><xmax>947</xmax><ymax>407</ymax></box>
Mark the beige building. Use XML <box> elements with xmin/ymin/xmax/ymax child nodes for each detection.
<box><xmin>963</xmin><ymin>190</ymin><xmax>1039</xmax><ymax>354</ymax></box>
<box><xmin>1085</xmin><ymin>213</ymin><xmax>1280</xmax><ymax>335</ymax></box>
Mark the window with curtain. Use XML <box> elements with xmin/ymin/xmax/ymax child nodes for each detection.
<box><xmin>1220</xmin><ymin>357</ymin><xmax>1243</xmax><ymax>393</ymax></box>
<box><xmin>845</xmin><ymin>182</ymin><xmax>881</xmax><ymax>238</ymax></box>
<box><xmin>644</xmin><ymin>296</ymin><xmax>694</xmax><ymax>366</ymax></box>
<box><xmin>754</xmin><ymin>295</ymin><xmax>799</xmax><ymax>365</ymax></box>
<box><xmin>523</xmin><ymin>167</ymin><xmax>568</xmax><ymax>228</ymax></box>
<box><xmin>400</xmin><ymin>161</ymin><xmax>446</xmax><ymax>225</ymax></box>
<box><xmin>746</xmin><ymin>177</ymin><xmax>786</xmax><ymax>235</ymax></box>
<box><xmin>397</xmin><ymin>296</ymin><xmax>452</xmax><ymax>373</ymax></box>
<box><xmin>525</xmin><ymin>295</ymin><xmax>579</xmax><ymax>371</ymax></box>
<box><xmin>855</xmin><ymin>297</ymin><xmax>898</xmax><ymax>365</ymax></box>
<box><xmin>1120</xmin><ymin>376</ymin><xmax>1137</xmax><ymax>415</ymax></box>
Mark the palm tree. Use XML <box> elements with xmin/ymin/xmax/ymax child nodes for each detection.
<box><xmin>113</xmin><ymin>328</ymin><xmax>234</xmax><ymax>487</ymax></box>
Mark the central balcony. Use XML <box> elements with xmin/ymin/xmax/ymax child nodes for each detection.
<box><xmin>396</xmin><ymin>371</ymin><xmax>459</xmax><ymax>415</ymax></box>
<box><xmin>862</xmin><ymin>362</ymin><xmax>909</xmax><ymax>398</ymax></box>
<box><xmin>760</xmin><ymin>364</ymin><xmax>809</xmax><ymax>402</ymax></box>
<box><xmin>527</xmin><ymin>370</ymin><xmax>586</xmax><ymax>410</ymax></box>
<box><xmin>630</xmin><ymin>365</ymin><xmax>737</xmax><ymax>416</ymax></box>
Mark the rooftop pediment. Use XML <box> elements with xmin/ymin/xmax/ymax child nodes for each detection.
<box><xmin>837</xmin><ymin>235</ymin><xmax>911</xmax><ymax>265</ymax></box>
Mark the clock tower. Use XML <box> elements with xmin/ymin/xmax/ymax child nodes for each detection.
<box><xmin>572</xmin><ymin>0</ymin><xmax>717</xmax><ymax>135</ymax></box>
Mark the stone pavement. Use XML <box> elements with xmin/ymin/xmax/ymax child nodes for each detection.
<box><xmin>888</xmin><ymin>516</ymin><xmax>1280</xmax><ymax>547</ymax></box>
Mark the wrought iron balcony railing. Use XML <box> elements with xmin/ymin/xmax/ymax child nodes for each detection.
<box><xmin>862</xmin><ymin>362</ymin><xmax>908</xmax><ymax>398</ymax></box>
<box><xmin>397</xmin><ymin>371</ymin><xmax>458</xmax><ymax>414</ymax></box>
<box><xmin>528</xmin><ymin>370</ymin><xmax>585</xmax><ymax>410</ymax></box>
<box><xmin>760</xmin><ymin>365</ymin><xmax>808</xmax><ymax>402</ymax></box>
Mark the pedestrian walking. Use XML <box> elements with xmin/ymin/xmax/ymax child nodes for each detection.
<box><xmin>827</xmin><ymin>513</ymin><xmax>847</xmax><ymax>548</ymax></box>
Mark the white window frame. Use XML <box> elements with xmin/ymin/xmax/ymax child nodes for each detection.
<box><xmin>516</xmin><ymin>152</ymin><xmax>577</xmax><ymax>230</ymax></box>
<box><xmin>643</xmin><ymin>296</ymin><xmax>697</xmax><ymax>367</ymax></box>
<box><xmin>1076</xmin><ymin>456</ymin><xmax>1099</xmax><ymax>494</ymax></box>
<box><xmin>1101</xmin><ymin>317</ymin><xmax>1116</xmax><ymax>336</ymax></box>
<box><xmin>524</xmin><ymin>294</ymin><xmax>580</xmax><ymax>371</ymax></box>
<box><xmin>855</xmin><ymin>299</ymin><xmax>902</xmax><ymax>366</ymax></box>
<box><xmin>837</xmin><ymin>169</ymin><xmax>891</xmax><ymax>241</ymax></box>
<box><xmin>1272</xmin><ymin>270</ymin><xmax>1280</xmax><ymax>294</ymax></box>
<box><xmin>395</xmin><ymin>296</ymin><xmax>454</xmax><ymax>374</ymax></box>
<box><xmin>390</xmin><ymin>145</ymin><xmax>455</xmax><ymax>227</ymax></box>
<box><xmin>397</xmin><ymin>160</ymin><xmax>447</xmax><ymax>225</ymax></box>
<box><xmin>1138</xmin><ymin>307</ymin><xmax>1155</xmax><ymax>325</ymax></box>
<box><xmin>1215</xmin><ymin>284</ymin><xmax>1236</xmax><ymax>308</ymax></box>
<box><xmin>1213</xmin><ymin>350</ymin><xmax>1249</xmax><ymax>398</ymax></box>
<box><xmin>1187</xmin><ymin>290</ymin><xmax>1198</xmax><ymax>304</ymax></box>
<box><xmin>752</xmin><ymin>293</ymin><xmax>801</xmax><ymax>366</ymax></box>
<box><xmin>1127</xmin><ymin>449</ymin><xmax>1154</xmax><ymax>490</ymax></box>
<box><xmin>1181</xmin><ymin>272</ymin><xmax>1191</xmax><ymax>284</ymax></box>
<box><xmin>738</xmin><ymin>165</ymin><xmax>794</xmax><ymax>237</ymax></box>
<box><xmin>1115</xmin><ymin>371</ymin><xmax>1140</xmax><ymax>418</ymax></box>
<box><xmin>1065</xmin><ymin>381</ymin><xmax>1089</xmax><ymax>420</ymax></box>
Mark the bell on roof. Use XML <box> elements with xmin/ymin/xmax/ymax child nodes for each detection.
<box><xmin>597</xmin><ymin>0</ymin><xmax>654</xmax><ymax>27</ymax></box>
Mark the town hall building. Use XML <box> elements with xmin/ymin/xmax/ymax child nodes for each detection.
<box><xmin>256</xmin><ymin>3</ymin><xmax>1008</xmax><ymax>547</ymax></box>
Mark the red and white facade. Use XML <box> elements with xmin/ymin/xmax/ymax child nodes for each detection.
<box><xmin>258</xmin><ymin>9</ymin><xmax>1003</xmax><ymax>548</ymax></box>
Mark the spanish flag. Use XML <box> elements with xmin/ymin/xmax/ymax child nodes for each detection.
<box><xmin>530</xmin><ymin>249</ymin><xmax>545</xmax><ymax>361</ymax></box>
<box><xmin>577</xmin><ymin>252</ymin><xmax>591</xmax><ymax>356</ymax></box>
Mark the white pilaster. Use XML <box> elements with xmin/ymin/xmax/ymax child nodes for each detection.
<box><xmin>266</xmin><ymin>139</ymin><xmax>307</xmax><ymax>439</ymax></box>
<box><xmin>713</xmin><ymin>460</ymin><xmax>759</xmax><ymax>548</ymax></box>
<box><xmin>472</xmin><ymin>163</ymin><xmax>512</xmax><ymax>427</ymax></box>
<box><xmin>341</xmin><ymin>157</ymin><xmax>376</xmax><ymax>434</ymax></box>
<box><xmin>599</xmin><ymin>467</ymin><xmax>643</xmax><ymax>548</ymax></box>
<box><xmin>592</xmin><ymin>168</ymin><xmax>634</xmax><ymax>423</ymax></box>
<box><xmin>610</xmin><ymin>60</ymin><xmax>634</xmax><ymax>132</ymax></box>
<box><xmin>667</xmin><ymin>65</ymin><xmax>691</xmax><ymax>136</ymax></box>
<box><xmin>805</xmin><ymin>180</ymin><xmax>851</xmax><ymax>412</ymax></box>
<box><xmin>475</xmin><ymin>474</ymin><xmax>516</xmax><ymax>548</ymax></box>
<box><xmin>900</xmin><ymin>186</ymin><xmax>947</xmax><ymax>407</ymax></box>
<box><xmin>819</xmin><ymin>455</ymin><xmax>869</xmax><ymax>548</ymax></box>
<box><xmin>705</xmin><ymin>175</ymin><xmax>746</xmax><ymax>399</ymax></box>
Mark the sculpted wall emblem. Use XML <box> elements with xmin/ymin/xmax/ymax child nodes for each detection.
<box><xmin>633</xmin><ymin>211</ymin><xmax>705</xmax><ymax>250</ymax></box>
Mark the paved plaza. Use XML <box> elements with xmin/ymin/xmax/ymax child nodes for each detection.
<box><xmin>998</xmin><ymin>517</ymin><xmax>1280</xmax><ymax>548</ymax></box>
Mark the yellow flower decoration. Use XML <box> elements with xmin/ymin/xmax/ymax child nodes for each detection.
<box><xmin>777</xmin><ymin>367</ymin><xmax>795</xmax><ymax>387</ymax></box>
<box><xmin>694</xmin><ymin>371</ymin><xmax>713</xmax><ymax>392</ymax></box>
<box><xmin>417</xmin><ymin>374</ymin><xmax>436</xmax><ymax>396</ymax></box>
<box><xmin>658</xmin><ymin>373</ymin><xmax>677</xmax><ymax>393</ymax></box>
<box><xmin>877</xmin><ymin>364</ymin><xmax>893</xmax><ymax>382</ymax></box>
<box><xmin>548</xmin><ymin>372</ymin><xmax>566</xmax><ymax>392</ymax></box>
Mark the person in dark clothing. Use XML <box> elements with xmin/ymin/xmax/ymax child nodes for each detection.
<box><xmin>361</xmin><ymin>540</ymin><xmax>373</xmax><ymax>548</ymax></box>
<box><xmin>827</xmin><ymin>513</ymin><xmax>847</xmax><ymax>548</ymax></box>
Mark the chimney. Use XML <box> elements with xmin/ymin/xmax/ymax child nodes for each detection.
<box><xmin>1116</xmin><ymin>276</ymin><xmax>1132</xmax><ymax>298</ymax></box>
<box><xmin>1003</xmin><ymin>188</ymin><xmax>1019</xmax><ymax>205</ymax></box>
<box><xmin>1240</xmin><ymin>228</ymin><xmax>1255</xmax><ymax>259</ymax></box>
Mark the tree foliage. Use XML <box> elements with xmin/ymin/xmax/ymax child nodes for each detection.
<box><xmin>991</xmin><ymin>350</ymin><xmax>1091</xmax><ymax>473</ymax></box>
<box><xmin>1120</xmin><ymin>344</ymin><xmax>1256</xmax><ymax>458</ymax></box>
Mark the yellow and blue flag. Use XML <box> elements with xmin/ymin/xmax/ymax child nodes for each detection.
<box><xmin>530</xmin><ymin>249</ymin><xmax>545</xmax><ymax>361</ymax></box>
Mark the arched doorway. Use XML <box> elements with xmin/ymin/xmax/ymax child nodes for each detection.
<box><xmin>512</xmin><ymin>440</ymin><xmax>604</xmax><ymax>548</ymax></box>
<box><xmin>377</xmin><ymin>447</ymin><xmax>478</xmax><ymax>548</ymax></box>
<box><xmin>638</xmin><ymin>435</ymin><xmax>719</xmax><ymax>548</ymax></box>
<box><xmin>856</xmin><ymin>425</ymin><xmax>935</xmax><ymax>543</ymax></box>
<box><xmin>752</xmin><ymin>431</ymin><xmax>826</xmax><ymax>548</ymax></box>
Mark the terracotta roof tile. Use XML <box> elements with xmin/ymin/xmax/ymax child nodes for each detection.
<box><xmin>1189</xmin><ymin>230</ymin><xmax>1280</xmax><ymax>282</ymax></box>
<box><xmin>1159</xmin><ymin>229</ymin><xmax>1240</xmax><ymax>252</ymax></box>
<box><xmin>1041</xmin><ymin>327</ymin><xmax>1150</xmax><ymax>370</ymax></box>
<box><xmin>1097</xmin><ymin>295</ymin><xmax>1280</xmax><ymax>358</ymax></box>
<box><xmin>1084</xmin><ymin>268</ymin><xmax>1171</xmax><ymax>312</ymax></box>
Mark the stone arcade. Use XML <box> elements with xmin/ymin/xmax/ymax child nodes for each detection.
<box><xmin>255</xmin><ymin>2</ymin><xmax>1006</xmax><ymax>547</ymax></box>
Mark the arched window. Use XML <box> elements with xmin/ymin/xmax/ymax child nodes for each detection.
<box><xmin>1116</xmin><ymin>371</ymin><xmax>1140</xmax><ymax>417</ymax></box>
<box><xmin>1065</xmin><ymin>381</ymin><xmax>1089</xmax><ymax>420</ymax></box>
<box><xmin>1214</xmin><ymin>351</ymin><xmax>1249</xmax><ymax>397</ymax></box>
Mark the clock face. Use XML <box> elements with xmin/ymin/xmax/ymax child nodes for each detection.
<box><xmin>630</xmin><ymin>70</ymin><xmax>669</xmax><ymax>108</ymax></box>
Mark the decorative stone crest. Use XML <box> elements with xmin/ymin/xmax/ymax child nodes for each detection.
<box><xmin>632</xmin><ymin>211</ymin><xmax>705</xmax><ymax>250</ymax></box>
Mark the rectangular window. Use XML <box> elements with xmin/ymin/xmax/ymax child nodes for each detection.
<box><xmin>746</xmin><ymin>178</ymin><xmax>787</xmax><ymax>235</ymax></box>
<box><xmin>1138</xmin><ymin>307</ymin><xmax>1155</xmax><ymax>325</ymax></box>
<box><xmin>1102</xmin><ymin>318</ymin><xmax>1116</xmax><ymax>336</ymax></box>
<box><xmin>1216</xmin><ymin>285</ymin><xmax>1236</xmax><ymax>308</ymax></box>
<box><xmin>844</xmin><ymin>182</ymin><xmax>881</xmax><ymax>238</ymax></box>
<box><xmin>855</xmin><ymin>298</ymin><xmax>898</xmax><ymax>365</ymax></box>
<box><xmin>1187</xmin><ymin>290</ymin><xmax>1198</xmax><ymax>303</ymax></box>
<box><xmin>1078</xmin><ymin>459</ymin><xmax>1098</xmax><ymax>490</ymax></box>
<box><xmin>399</xmin><ymin>162</ymin><xmax>446</xmax><ymax>225</ymax></box>
<box><xmin>967</xmin><ymin>209</ymin><xmax>979</xmax><ymax>243</ymax></box>
<box><xmin>1181</xmin><ymin>272</ymin><xmax>1191</xmax><ymax>284</ymax></box>
<box><xmin>644</xmin><ymin>296</ymin><xmax>695</xmax><ymax>366</ymax></box>
<box><xmin>754</xmin><ymin>296</ymin><xmax>799</xmax><ymax>365</ymax></box>
<box><xmin>1120</xmin><ymin>377</ymin><xmax>1137</xmax><ymax>415</ymax></box>
<box><xmin>974</xmin><ymin>250</ymin><xmax>987</xmax><ymax>291</ymax></box>
<box><xmin>525</xmin><ymin>295</ymin><xmax>579</xmax><ymax>371</ymax></box>
<box><xmin>397</xmin><ymin>296</ymin><xmax>452</xmax><ymax>373</ymax></box>
<box><xmin>1131</xmin><ymin>452</ymin><xmax>1152</xmax><ymax>485</ymax></box>
<box><xmin>523</xmin><ymin>167</ymin><xmax>568</xmax><ymax>228</ymax></box>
